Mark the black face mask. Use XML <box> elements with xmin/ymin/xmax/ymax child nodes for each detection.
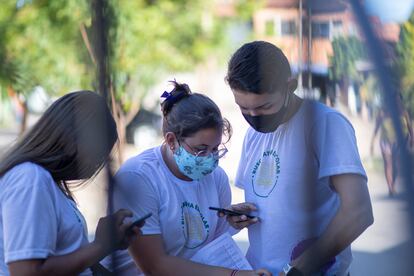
<box><xmin>242</xmin><ymin>94</ymin><xmax>290</xmax><ymax>133</ymax></box>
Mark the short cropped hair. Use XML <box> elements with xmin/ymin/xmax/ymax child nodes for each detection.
<box><xmin>226</xmin><ymin>41</ymin><xmax>292</xmax><ymax>94</ymax></box>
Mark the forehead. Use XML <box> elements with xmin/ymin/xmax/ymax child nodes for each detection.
<box><xmin>232</xmin><ymin>89</ymin><xmax>283</xmax><ymax>109</ymax></box>
<box><xmin>184</xmin><ymin>128</ymin><xmax>222</xmax><ymax>146</ymax></box>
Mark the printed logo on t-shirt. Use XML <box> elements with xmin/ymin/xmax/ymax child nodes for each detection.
<box><xmin>181</xmin><ymin>201</ymin><xmax>210</xmax><ymax>249</ymax></box>
<box><xmin>251</xmin><ymin>149</ymin><xmax>280</xmax><ymax>197</ymax></box>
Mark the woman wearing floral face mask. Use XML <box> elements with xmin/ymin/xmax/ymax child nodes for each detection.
<box><xmin>107</xmin><ymin>81</ymin><xmax>271</xmax><ymax>276</ymax></box>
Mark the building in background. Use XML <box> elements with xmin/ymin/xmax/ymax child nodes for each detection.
<box><xmin>252</xmin><ymin>0</ymin><xmax>400</xmax><ymax>104</ymax></box>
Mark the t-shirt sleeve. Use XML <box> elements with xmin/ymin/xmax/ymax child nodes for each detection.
<box><xmin>113</xmin><ymin>170</ymin><xmax>161</xmax><ymax>235</ymax></box>
<box><xmin>310</xmin><ymin>112</ymin><xmax>367</xmax><ymax>180</ymax></box>
<box><xmin>235</xmin><ymin>129</ymin><xmax>251</xmax><ymax>189</ymax></box>
<box><xmin>214</xmin><ymin>168</ymin><xmax>232</xmax><ymax>236</ymax></box>
<box><xmin>2</xmin><ymin>167</ymin><xmax>58</xmax><ymax>264</ymax></box>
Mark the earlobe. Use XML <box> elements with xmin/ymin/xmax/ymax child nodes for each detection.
<box><xmin>165</xmin><ymin>132</ymin><xmax>177</xmax><ymax>152</ymax></box>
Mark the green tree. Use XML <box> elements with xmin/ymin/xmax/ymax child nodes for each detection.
<box><xmin>0</xmin><ymin>0</ymin><xmax>229</xmax><ymax>162</ymax></box>
<box><xmin>328</xmin><ymin>36</ymin><xmax>365</xmax><ymax>105</ymax></box>
<box><xmin>329</xmin><ymin>36</ymin><xmax>365</xmax><ymax>82</ymax></box>
<box><xmin>89</xmin><ymin>0</ymin><xmax>228</xmax><ymax>162</ymax></box>
<box><xmin>0</xmin><ymin>0</ymin><xmax>92</xmax><ymax>133</ymax></box>
<box><xmin>397</xmin><ymin>11</ymin><xmax>414</xmax><ymax>117</ymax></box>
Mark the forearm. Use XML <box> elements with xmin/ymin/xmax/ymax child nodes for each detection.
<box><xmin>139</xmin><ymin>254</ymin><xmax>253</xmax><ymax>276</ymax></box>
<box><xmin>293</xmin><ymin>203</ymin><xmax>373</xmax><ymax>274</ymax></box>
<box><xmin>14</xmin><ymin>242</ymin><xmax>106</xmax><ymax>276</ymax></box>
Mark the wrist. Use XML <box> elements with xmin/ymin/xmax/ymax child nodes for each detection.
<box><xmin>90</xmin><ymin>240</ymin><xmax>109</xmax><ymax>260</ymax></box>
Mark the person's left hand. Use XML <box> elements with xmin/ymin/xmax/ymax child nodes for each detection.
<box><xmin>219</xmin><ymin>202</ymin><xmax>259</xmax><ymax>230</ymax></box>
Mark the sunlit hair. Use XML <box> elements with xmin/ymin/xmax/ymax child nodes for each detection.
<box><xmin>0</xmin><ymin>91</ymin><xmax>118</xmax><ymax>198</ymax></box>
<box><xmin>160</xmin><ymin>80</ymin><xmax>232</xmax><ymax>142</ymax></box>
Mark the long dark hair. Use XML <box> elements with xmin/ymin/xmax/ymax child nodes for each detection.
<box><xmin>0</xmin><ymin>91</ymin><xmax>118</xmax><ymax>198</ymax></box>
<box><xmin>160</xmin><ymin>80</ymin><xmax>232</xmax><ymax>141</ymax></box>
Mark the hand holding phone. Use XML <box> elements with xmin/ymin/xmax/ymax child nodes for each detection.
<box><xmin>209</xmin><ymin>206</ymin><xmax>256</xmax><ymax>219</ymax></box>
<box><xmin>126</xmin><ymin>213</ymin><xmax>152</xmax><ymax>235</ymax></box>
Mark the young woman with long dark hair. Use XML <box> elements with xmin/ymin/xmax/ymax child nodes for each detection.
<box><xmin>0</xmin><ymin>91</ymin><xmax>140</xmax><ymax>276</ymax></box>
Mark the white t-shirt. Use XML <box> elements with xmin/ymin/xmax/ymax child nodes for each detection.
<box><xmin>105</xmin><ymin>146</ymin><xmax>231</xmax><ymax>275</ymax></box>
<box><xmin>235</xmin><ymin>100</ymin><xmax>367</xmax><ymax>276</ymax></box>
<box><xmin>0</xmin><ymin>162</ymin><xmax>91</xmax><ymax>275</ymax></box>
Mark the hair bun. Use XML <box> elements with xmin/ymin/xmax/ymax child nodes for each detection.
<box><xmin>160</xmin><ymin>80</ymin><xmax>192</xmax><ymax>116</ymax></box>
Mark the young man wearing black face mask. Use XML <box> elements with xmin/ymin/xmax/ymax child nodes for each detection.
<box><xmin>223</xmin><ymin>41</ymin><xmax>373</xmax><ymax>276</ymax></box>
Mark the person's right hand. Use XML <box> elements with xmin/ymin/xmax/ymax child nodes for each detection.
<box><xmin>93</xmin><ymin>209</ymin><xmax>138</xmax><ymax>256</ymax></box>
<box><xmin>220</xmin><ymin>202</ymin><xmax>259</xmax><ymax>230</ymax></box>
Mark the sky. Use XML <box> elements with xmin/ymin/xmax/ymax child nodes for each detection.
<box><xmin>365</xmin><ymin>0</ymin><xmax>414</xmax><ymax>23</ymax></box>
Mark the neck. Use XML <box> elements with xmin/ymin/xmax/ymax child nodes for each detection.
<box><xmin>282</xmin><ymin>94</ymin><xmax>303</xmax><ymax>124</ymax></box>
<box><xmin>161</xmin><ymin>144</ymin><xmax>192</xmax><ymax>181</ymax></box>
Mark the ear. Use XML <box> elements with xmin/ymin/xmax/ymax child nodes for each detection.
<box><xmin>165</xmin><ymin>132</ymin><xmax>178</xmax><ymax>151</ymax></box>
<box><xmin>287</xmin><ymin>78</ymin><xmax>298</xmax><ymax>94</ymax></box>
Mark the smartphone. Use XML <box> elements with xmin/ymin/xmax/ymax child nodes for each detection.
<box><xmin>209</xmin><ymin>206</ymin><xmax>256</xmax><ymax>219</ymax></box>
<box><xmin>127</xmin><ymin>213</ymin><xmax>152</xmax><ymax>234</ymax></box>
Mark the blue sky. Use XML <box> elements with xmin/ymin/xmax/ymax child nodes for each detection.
<box><xmin>365</xmin><ymin>0</ymin><xmax>414</xmax><ymax>23</ymax></box>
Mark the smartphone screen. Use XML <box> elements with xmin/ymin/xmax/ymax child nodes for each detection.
<box><xmin>209</xmin><ymin>206</ymin><xmax>255</xmax><ymax>219</ymax></box>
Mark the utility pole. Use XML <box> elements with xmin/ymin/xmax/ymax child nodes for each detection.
<box><xmin>298</xmin><ymin>0</ymin><xmax>303</xmax><ymax>93</ymax></box>
<box><xmin>308</xmin><ymin>2</ymin><xmax>312</xmax><ymax>91</ymax></box>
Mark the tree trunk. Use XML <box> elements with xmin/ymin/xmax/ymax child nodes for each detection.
<box><xmin>116</xmin><ymin>108</ymin><xmax>126</xmax><ymax>165</ymax></box>
<box><xmin>19</xmin><ymin>101</ymin><xmax>28</xmax><ymax>135</ymax></box>
<box><xmin>7</xmin><ymin>86</ymin><xmax>27</xmax><ymax>135</ymax></box>
<box><xmin>115</xmin><ymin>103</ymin><xmax>140</xmax><ymax>165</ymax></box>
<box><xmin>109</xmin><ymin>86</ymin><xmax>125</xmax><ymax>166</ymax></box>
<box><xmin>339</xmin><ymin>78</ymin><xmax>349</xmax><ymax>107</ymax></box>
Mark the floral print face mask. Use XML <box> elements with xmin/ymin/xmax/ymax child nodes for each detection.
<box><xmin>173</xmin><ymin>146</ymin><xmax>219</xmax><ymax>181</ymax></box>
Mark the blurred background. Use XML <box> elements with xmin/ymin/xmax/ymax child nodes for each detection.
<box><xmin>0</xmin><ymin>0</ymin><xmax>413</xmax><ymax>274</ymax></box>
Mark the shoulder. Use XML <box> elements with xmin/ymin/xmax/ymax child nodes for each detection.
<box><xmin>115</xmin><ymin>147</ymin><xmax>163</xmax><ymax>190</ymax></box>
<box><xmin>118</xmin><ymin>147</ymin><xmax>160</xmax><ymax>176</ymax></box>
<box><xmin>0</xmin><ymin>162</ymin><xmax>55</xmax><ymax>195</ymax></box>
<box><xmin>306</xmin><ymin>100</ymin><xmax>353</xmax><ymax>130</ymax></box>
<box><xmin>1</xmin><ymin>162</ymin><xmax>52</xmax><ymax>183</ymax></box>
<box><xmin>208</xmin><ymin>166</ymin><xmax>230</xmax><ymax>189</ymax></box>
<box><xmin>211</xmin><ymin>166</ymin><xmax>228</xmax><ymax>180</ymax></box>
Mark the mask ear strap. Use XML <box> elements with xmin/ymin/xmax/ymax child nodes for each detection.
<box><xmin>283</xmin><ymin>91</ymin><xmax>290</xmax><ymax>108</ymax></box>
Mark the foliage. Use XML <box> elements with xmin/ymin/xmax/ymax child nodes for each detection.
<box><xmin>0</xmin><ymin>0</ymin><xmax>92</xmax><ymax>97</ymax></box>
<box><xmin>397</xmin><ymin>11</ymin><xmax>414</xmax><ymax>116</ymax></box>
<box><xmin>234</xmin><ymin>0</ymin><xmax>265</xmax><ymax>21</ymax></box>
<box><xmin>328</xmin><ymin>36</ymin><xmax>366</xmax><ymax>83</ymax></box>
<box><xmin>107</xmin><ymin>0</ymin><xmax>227</xmax><ymax>115</ymax></box>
